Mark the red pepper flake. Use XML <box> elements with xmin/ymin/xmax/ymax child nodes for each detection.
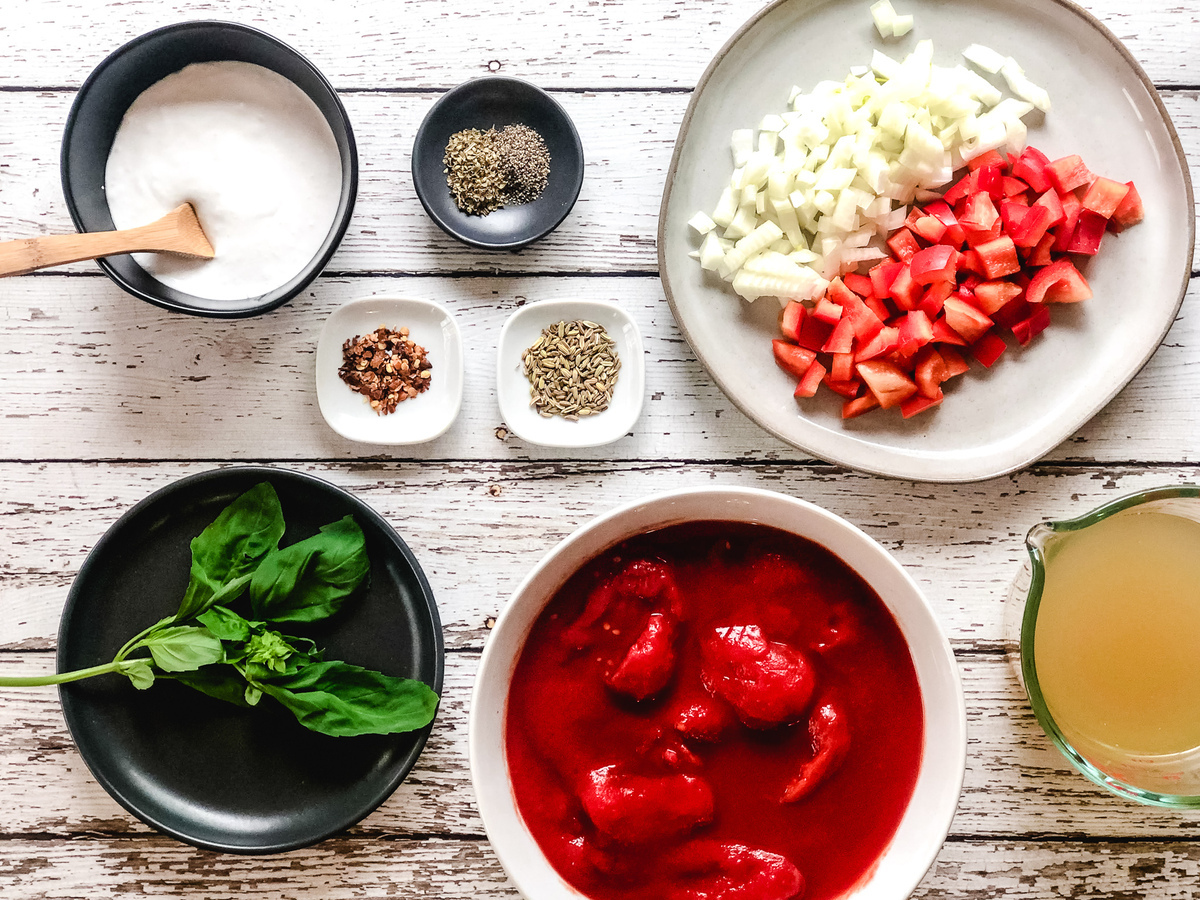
<box><xmin>338</xmin><ymin>325</ymin><xmax>432</xmax><ymax>415</ymax></box>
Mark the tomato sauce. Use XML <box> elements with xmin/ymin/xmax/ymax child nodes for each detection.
<box><xmin>505</xmin><ymin>522</ymin><xmax>924</xmax><ymax>900</ymax></box>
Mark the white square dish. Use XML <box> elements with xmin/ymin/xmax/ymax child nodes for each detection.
<box><xmin>316</xmin><ymin>296</ymin><xmax>464</xmax><ymax>444</ymax></box>
<box><xmin>497</xmin><ymin>299</ymin><xmax>644</xmax><ymax>448</ymax></box>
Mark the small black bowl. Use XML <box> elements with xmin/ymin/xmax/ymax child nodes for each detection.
<box><xmin>61</xmin><ymin>21</ymin><xmax>358</xmax><ymax>318</ymax></box>
<box><xmin>411</xmin><ymin>77</ymin><xmax>584</xmax><ymax>251</ymax></box>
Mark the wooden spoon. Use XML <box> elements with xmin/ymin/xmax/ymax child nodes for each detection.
<box><xmin>0</xmin><ymin>202</ymin><xmax>214</xmax><ymax>278</ymax></box>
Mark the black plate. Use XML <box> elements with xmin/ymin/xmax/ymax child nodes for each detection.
<box><xmin>411</xmin><ymin>76</ymin><xmax>584</xmax><ymax>250</ymax></box>
<box><xmin>57</xmin><ymin>467</ymin><xmax>443</xmax><ymax>854</ymax></box>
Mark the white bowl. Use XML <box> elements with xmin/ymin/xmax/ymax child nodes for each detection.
<box><xmin>470</xmin><ymin>487</ymin><xmax>966</xmax><ymax>900</ymax></box>
<box><xmin>316</xmin><ymin>296</ymin><xmax>464</xmax><ymax>444</ymax></box>
<box><xmin>496</xmin><ymin>299</ymin><xmax>644</xmax><ymax>448</ymax></box>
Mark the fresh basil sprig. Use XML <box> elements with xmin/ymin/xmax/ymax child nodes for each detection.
<box><xmin>0</xmin><ymin>483</ymin><xmax>439</xmax><ymax>738</ymax></box>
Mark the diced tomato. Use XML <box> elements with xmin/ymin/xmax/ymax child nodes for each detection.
<box><xmin>918</xmin><ymin>280</ymin><xmax>953</xmax><ymax>318</ymax></box>
<box><xmin>1081</xmin><ymin>177</ymin><xmax>1131</xmax><ymax>219</ymax></box>
<box><xmin>823</xmin><ymin>375</ymin><xmax>863</xmax><ymax>399</ymax></box>
<box><xmin>772</xmin><ymin>340</ymin><xmax>816</xmax><ymax>378</ymax></box>
<box><xmin>1050</xmin><ymin>188</ymin><xmax>1079</xmax><ymax>242</ymax></box>
<box><xmin>838</xmin><ymin>292</ymin><xmax>885</xmax><ymax>343</ymax></box>
<box><xmin>1032</xmin><ymin>189</ymin><xmax>1066</xmax><ymax>228</ymax></box>
<box><xmin>821</xmin><ymin>317</ymin><xmax>855</xmax><ymax>354</ymax></box>
<box><xmin>968</xmin><ymin>149</ymin><xmax>1007</xmax><ymax>172</ymax></box>
<box><xmin>909</xmin><ymin>244</ymin><xmax>957</xmax><ymax>285</ymax></box>
<box><xmin>1011</xmin><ymin>305</ymin><xmax>1052</xmax><ymax>346</ymax></box>
<box><xmin>1046</xmin><ymin>155</ymin><xmax>1094</xmax><ymax>194</ymax></box>
<box><xmin>1000</xmin><ymin>199</ymin><xmax>1029</xmax><ymax>233</ymax></box>
<box><xmin>942</xmin><ymin>170</ymin><xmax>976</xmax><ymax>205</ymax></box>
<box><xmin>830</xmin><ymin>351</ymin><xmax>854</xmax><ymax>383</ymax></box>
<box><xmin>887</xmin><ymin>264</ymin><xmax>922</xmax><ymax>311</ymax></box>
<box><xmin>896</xmin><ymin>310</ymin><xmax>933</xmax><ymax>356</ymax></box>
<box><xmin>842</xmin><ymin>272</ymin><xmax>874</xmax><ymax>298</ymax></box>
<box><xmin>931</xmin><ymin>316</ymin><xmax>968</xmax><ymax>345</ymax></box>
<box><xmin>854</xmin><ymin>325</ymin><xmax>901</xmax><ymax>362</ymax></box>
<box><xmin>972</xmin><ymin>280</ymin><xmax>1023</xmax><ymax>315</ymax></box>
<box><xmin>923</xmin><ymin>200</ymin><xmax>967</xmax><ymax>247</ymax></box>
<box><xmin>863</xmin><ymin>293</ymin><xmax>891</xmax><ymax>321</ymax></box>
<box><xmin>1002</xmin><ymin>175</ymin><xmax>1030</xmax><ymax>199</ymax></box>
<box><xmin>957</xmin><ymin>248</ymin><xmax>986</xmax><ymax>276</ymax></box>
<box><xmin>1011</xmin><ymin>146</ymin><xmax>1052</xmax><ymax>193</ymax></box>
<box><xmin>970</xmin><ymin>331</ymin><xmax>1007</xmax><ymax>368</ymax></box>
<box><xmin>974</xmin><ymin>235</ymin><xmax>1021</xmax><ymax>279</ymax></box>
<box><xmin>856</xmin><ymin>360</ymin><xmax>918</xmax><ymax>409</ymax></box>
<box><xmin>886</xmin><ymin>228</ymin><xmax>921</xmax><ymax>262</ymax></box>
<box><xmin>900</xmin><ymin>392</ymin><xmax>943</xmax><ymax>418</ymax></box>
<box><xmin>937</xmin><ymin>346</ymin><xmax>971</xmax><ymax>378</ymax></box>
<box><xmin>1010</xmin><ymin>203</ymin><xmax>1053</xmax><ymax>248</ymax></box>
<box><xmin>910</xmin><ymin>214</ymin><xmax>948</xmax><ymax>244</ymax></box>
<box><xmin>992</xmin><ymin>296</ymin><xmax>1034</xmax><ymax>330</ymax></box>
<box><xmin>779</xmin><ymin>301</ymin><xmax>805</xmax><ymax>342</ymax></box>
<box><xmin>942</xmin><ymin>297</ymin><xmax>994</xmax><ymax>344</ymax></box>
<box><xmin>869</xmin><ymin>260</ymin><xmax>902</xmax><ymax>297</ymax></box>
<box><xmin>959</xmin><ymin>192</ymin><xmax>999</xmax><ymax>232</ymax></box>
<box><xmin>1066</xmin><ymin>210</ymin><xmax>1106</xmax><ymax>255</ymax></box>
<box><xmin>1026</xmin><ymin>231</ymin><xmax>1055</xmax><ymax>267</ymax></box>
<box><xmin>794</xmin><ymin>359</ymin><xmax>827</xmax><ymax>398</ymax></box>
<box><xmin>841</xmin><ymin>394</ymin><xmax>880</xmax><ymax>419</ymax></box>
<box><xmin>913</xmin><ymin>345</ymin><xmax>948</xmax><ymax>399</ymax></box>
<box><xmin>975</xmin><ymin>165</ymin><xmax>1004</xmax><ymax>199</ymax></box>
<box><xmin>812</xmin><ymin>298</ymin><xmax>843</xmax><ymax>325</ymax></box>
<box><xmin>796</xmin><ymin>314</ymin><xmax>834</xmax><ymax>352</ymax></box>
<box><xmin>1108</xmin><ymin>181</ymin><xmax>1144</xmax><ymax>232</ymax></box>
<box><xmin>1026</xmin><ymin>258</ymin><xmax>1092</xmax><ymax>304</ymax></box>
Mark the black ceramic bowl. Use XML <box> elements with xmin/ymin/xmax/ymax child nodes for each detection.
<box><xmin>411</xmin><ymin>77</ymin><xmax>584</xmax><ymax>251</ymax></box>
<box><xmin>57</xmin><ymin>466</ymin><xmax>444</xmax><ymax>853</ymax></box>
<box><xmin>61</xmin><ymin>21</ymin><xmax>358</xmax><ymax>318</ymax></box>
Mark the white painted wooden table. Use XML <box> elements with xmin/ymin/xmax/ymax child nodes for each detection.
<box><xmin>0</xmin><ymin>0</ymin><xmax>1198</xmax><ymax>897</ymax></box>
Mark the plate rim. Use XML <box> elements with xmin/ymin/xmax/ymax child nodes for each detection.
<box><xmin>657</xmin><ymin>0</ymin><xmax>1195</xmax><ymax>483</ymax></box>
<box><xmin>56</xmin><ymin>464</ymin><xmax>445</xmax><ymax>854</ymax></box>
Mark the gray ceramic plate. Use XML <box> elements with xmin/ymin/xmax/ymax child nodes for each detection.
<box><xmin>659</xmin><ymin>0</ymin><xmax>1193</xmax><ymax>482</ymax></box>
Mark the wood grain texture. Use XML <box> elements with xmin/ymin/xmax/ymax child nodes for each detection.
<box><xmin>4</xmin><ymin>648</ymin><xmax>1200</xmax><ymax>841</ymax></box>
<box><xmin>0</xmin><ymin>0</ymin><xmax>1196</xmax><ymax>90</ymax></box>
<box><xmin>1</xmin><ymin>835</ymin><xmax>1200</xmax><ymax>899</ymax></box>
<box><xmin>0</xmin><ymin>91</ymin><xmax>1195</xmax><ymax>274</ymax></box>
<box><xmin>1</xmin><ymin>274</ymin><xmax>1197</xmax><ymax>463</ymax></box>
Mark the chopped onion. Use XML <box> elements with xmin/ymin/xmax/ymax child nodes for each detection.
<box><xmin>691</xmin><ymin>33</ymin><xmax>1048</xmax><ymax>302</ymax></box>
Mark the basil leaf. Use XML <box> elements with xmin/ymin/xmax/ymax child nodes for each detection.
<box><xmin>171</xmin><ymin>668</ymin><xmax>252</xmax><ymax>708</ymax></box>
<box><xmin>176</xmin><ymin>483</ymin><xmax>285</xmax><ymax>621</ymax></box>
<box><xmin>117</xmin><ymin>659</ymin><xmax>155</xmax><ymax>690</ymax></box>
<box><xmin>143</xmin><ymin>626</ymin><xmax>225</xmax><ymax>673</ymax></box>
<box><xmin>249</xmin><ymin>516</ymin><xmax>369</xmax><ymax>624</ymax></box>
<box><xmin>197</xmin><ymin>605</ymin><xmax>260</xmax><ymax>642</ymax></box>
<box><xmin>258</xmin><ymin>660</ymin><xmax>439</xmax><ymax>737</ymax></box>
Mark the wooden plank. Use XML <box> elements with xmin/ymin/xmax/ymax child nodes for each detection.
<box><xmin>1</xmin><ymin>272</ymin><xmax>1197</xmax><ymax>464</ymax></box>
<box><xmin>0</xmin><ymin>91</ymin><xmax>1194</xmax><ymax>275</ymax></box>
<box><xmin>0</xmin><ymin>834</ymin><xmax>1199</xmax><ymax>899</ymax></box>
<box><xmin>0</xmin><ymin>0</ymin><xmax>1195</xmax><ymax>89</ymax></box>
<box><xmin>5</xmin><ymin>462</ymin><xmax>1200</xmax><ymax>653</ymax></box>
<box><xmin>2</xmin><ymin>652</ymin><xmax>1200</xmax><ymax>840</ymax></box>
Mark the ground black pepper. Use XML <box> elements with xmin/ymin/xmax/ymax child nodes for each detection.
<box><xmin>444</xmin><ymin>124</ymin><xmax>551</xmax><ymax>216</ymax></box>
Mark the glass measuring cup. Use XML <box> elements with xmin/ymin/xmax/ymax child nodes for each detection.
<box><xmin>1004</xmin><ymin>485</ymin><xmax>1200</xmax><ymax>807</ymax></box>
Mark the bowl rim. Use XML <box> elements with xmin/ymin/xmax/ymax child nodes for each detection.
<box><xmin>60</xmin><ymin>19</ymin><xmax>359</xmax><ymax>319</ymax></box>
<box><xmin>469</xmin><ymin>486</ymin><xmax>966</xmax><ymax>900</ymax></box>
<box><xmin>410</xmin><ymin>75</ymin><xmax>584</xmax><ymax>251</ymax></box>
<box><xmin>1019</xmin><ymin>483</ymin><xmax>1200</xmax><ymax>807</ymax></box>
<box><xmin>315</xmin><ymin>294</ymin><xmax>465</xmax><ymax>445</ymax></box>
<box><xmin>496</xmin><ymin>298</ymin><xmax>645</xmax><ymax>448</ymax></box>
<box><xmin>56</xmin><ymin>464</ymin><xmax>445</xmax><ymax>853</ymax></box>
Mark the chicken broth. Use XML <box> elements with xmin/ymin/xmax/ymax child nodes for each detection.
<box><xmin>505</xmin><ymin>521</ymin><xmax>924</xmax><ymax>900</ymax></box>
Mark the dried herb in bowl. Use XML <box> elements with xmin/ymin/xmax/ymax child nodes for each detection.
<box><xmin>522</xmin><ymin>319</ymin><xmax>621</xmax><ymax>420</ymax></box>
<box><xmin>0</xmin><ymin>483</ymin><xmax>439</xmax><ymax>738</ymax></box>
<box><xmin>444</xmin><ymin>124</ymin><xmax>551</xmax><ymax>216</ymax></box>
<box><xmin>339</xmin><ymin>325</ymin><xmax>432</xmax><ymax>415</ymax></box>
